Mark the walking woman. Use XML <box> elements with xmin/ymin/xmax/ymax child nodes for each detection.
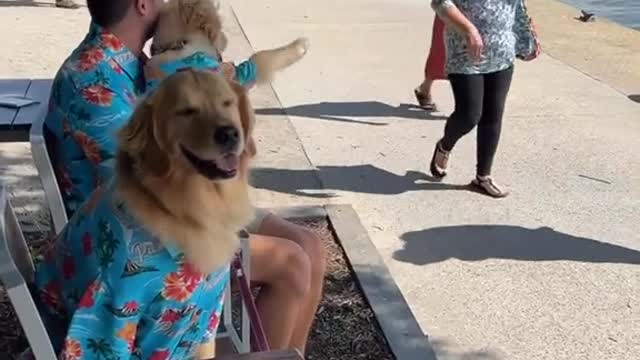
<box><xmin>429</xmin><ymin>0</ymin><xmax>539</xmax><ymax>197</ymax></box>
<box><xmin>414</xmin><ymin>16</ymin><xmax>447</xmax><ymax>111</ymax></box>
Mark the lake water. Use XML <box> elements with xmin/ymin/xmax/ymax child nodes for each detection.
<box><xmin>560</xmin><ymin>0</ymin><xmax>640</xmax><ymax>30</ymax></box>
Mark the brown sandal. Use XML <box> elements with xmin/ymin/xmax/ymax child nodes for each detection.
<box><xmin>471</xmin><ymin>176</ymin><xmax>509</xmax><ymax>198</ymax></box>
<box><xmin>414</xmin><ymin>88</ymin><xmax>437</xmax><ymax>111</ymax></box>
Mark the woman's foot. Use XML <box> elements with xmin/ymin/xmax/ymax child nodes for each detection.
<box><xmin>429</xmin><ymin>140</ymin><xmax>450</xmax><ymax>178</ymax></box>
<box><xmin>471</xmin><ymin>175</ymin><xmax>509</xmax><ymax>198</ymax></box>
<box><xmin>414</xmin><ymin>87</ymin><xmax>437</xmax><ymax>111</ymax></box>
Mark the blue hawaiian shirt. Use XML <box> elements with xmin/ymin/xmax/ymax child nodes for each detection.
<box><xmin>44</xmin><ymin>22</ymin><xmax>145</xmax><ymax>218</ymax></box>
<box><xmin>33</xmin><ymin>181</ymin><xmax>229</xmax><ymax>360</ymax></box>
<box><xmin>144</xmin><ymin>51</ymin><xmax>257</xmax><ymax>94</ymax></box>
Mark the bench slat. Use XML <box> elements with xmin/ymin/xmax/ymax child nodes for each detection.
<box><xmin>0</xmin><ymin>79</ymin><xmax>30</xmax><ymax>127</ymax></box>
<box><xmin>13</xmin><ymin>79</ymin><xmax>53</xmax><ymax>126</ymax></box>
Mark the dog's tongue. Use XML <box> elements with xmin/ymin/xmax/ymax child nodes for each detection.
<box><xmin>217</xmin><ymin>153</ymin><xmax>239</xmax><ymax>172</ymax></box>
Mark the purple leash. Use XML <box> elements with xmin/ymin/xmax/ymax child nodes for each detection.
<box><xmin>231</xmin><ymin>252</ymin><xmax>270</xmax><ymax>352</ymax></box>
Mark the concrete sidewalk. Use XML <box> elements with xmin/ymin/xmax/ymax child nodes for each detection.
<box><xmin>228</xmin><ymin>0</ymin><xmax>640</xmax><ymax>359</ymax></box>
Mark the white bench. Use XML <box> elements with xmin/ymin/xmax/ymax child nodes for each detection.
<box><xmin>0</xmin><ymin>183</ymin><xmax>57</xmax><ymax>359</ymax></box>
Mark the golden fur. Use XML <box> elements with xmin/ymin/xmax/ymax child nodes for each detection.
<box><xmin>149</xmin><ymin>0</ymin><xmax>309</xmax><ymax>85</ymax></box>
<box><xmin>116</xmin><ymin>69</ymin><xmax>256</xmax><ymax>273</ymax></box>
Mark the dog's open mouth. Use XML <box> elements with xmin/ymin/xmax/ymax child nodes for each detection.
<box><xmin>181</xmin><ymin>146</ymin><xmax>239</xmax><ymax>180</ymax></box>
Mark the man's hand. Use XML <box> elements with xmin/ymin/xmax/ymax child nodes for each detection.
<box><xmin>464</xmin><ymin>25</ymin><xmax>484</xmax><ymax>63</ymax></box>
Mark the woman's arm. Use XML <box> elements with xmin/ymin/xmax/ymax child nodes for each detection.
<box><xmin>431</xmin><ymin>0</ymin><xmax>484</xmax><ymax>61</ymax></box>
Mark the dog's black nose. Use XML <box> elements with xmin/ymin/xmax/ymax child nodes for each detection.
<box><xmin>214</xmin><ymin>126</ymin><xmax>239</xmax><ymax>150</ymax></box>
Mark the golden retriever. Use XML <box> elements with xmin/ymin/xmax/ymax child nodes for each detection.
<box><xmin>148</xmin><ymin>0</ymin><xmax>308</xmax><ymax>86</ymax></box>
<box><xmin>117</xmin><ymin>68</ymin><xmax>256</xmax><ymax>273</ymax></box>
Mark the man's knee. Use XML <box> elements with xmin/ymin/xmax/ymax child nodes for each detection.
<box><xmin>274</xmin><ymin>243</ymin><xmax>312</xmax><ymax>298</ymax></box>
<box><xmin>292</xmin><ymin>227</ymin><xmax>327</xmax><ymax>277</ymax></box>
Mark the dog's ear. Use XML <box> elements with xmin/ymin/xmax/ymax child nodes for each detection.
<box><xmin>118</xmin><ymin>97</ymin><xmax>171</xmax><ymax>177</ymax></box>
<box><xmin>229</xmin><ymin>81</ymin><xmax>257</xmax><ymax>158</ymax></box>
<box><xmin>179</xmin><ymin>0</ymin><xmax>225</xmax><ymax>51</ymax></box>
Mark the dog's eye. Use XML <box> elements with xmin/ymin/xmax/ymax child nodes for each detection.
<box><xmin>176</xmin><ymin>107</ymin><xmax>199</xmax><ymax>116</ymax></box>
<box><xmin>222</xmin><ymin>99</ymin><xmax>233</xmax><ymax>108</ymax></box>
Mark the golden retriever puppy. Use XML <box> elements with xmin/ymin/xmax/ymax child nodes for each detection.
<box><xmin>32</xmin><ymin>69</ymin><xmax>256</xmax><ymax>359</ymax></box>
<box><xmin>146</xmin><ymin>0</ymin><xmax>308</xmax><ymax>89</ymax></box>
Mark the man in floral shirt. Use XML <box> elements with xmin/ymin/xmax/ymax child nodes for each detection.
<box><xmin>41</xmin><ymin>0</ymin><xmax>326</xmax><ymax>357</ymax></box>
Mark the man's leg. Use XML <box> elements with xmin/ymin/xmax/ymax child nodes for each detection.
<box><xmin>254</xmin><ymin>214</ymin><xmax>327</xmax><ymax>353</ymax></box>
<box><xmin>249</xmin><ymin>232</ymin><xmax>312</xmax><ymax>350</ymax></box>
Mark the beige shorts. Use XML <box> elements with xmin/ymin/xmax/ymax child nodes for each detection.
<box><xmin>245</xmin><ymin>207</ymin><xmax>271</xmax><ymax>234</ymax></box>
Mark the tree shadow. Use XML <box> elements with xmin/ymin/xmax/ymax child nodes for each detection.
<box><xmin>256</xmin><ymin>101</ymin><xmax>447</xmax><ymax>126</ymax></box>
<box><xmin>0</xmin><ymin>0</ymin><xmax>55</xmax><ymax>7</ymax></box>
<box><xmin>628</xmin><ymin>94</ymin><xmax>640</xmax><ymax>103</ymax></box>
<box><xmin>394</xmin><ymin>225</ymin><xmax>640</xmax><ymax>265</ymax></box>
<box><xmin>251</xmin><ymin>165</ymin><xmax>469</xmax><ymax>198</ymax></box>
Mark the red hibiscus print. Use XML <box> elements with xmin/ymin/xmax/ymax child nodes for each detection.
<box><xmin>161</xmin><ymin>263</ymin><xmax>204</xmax><ymax>302</ymax></box>
<box><xmin>109</xmin><ymin>58</ymin><xmax>124</xmax><ymax>74</ymax></box>
<box><xmin>160</xmin><ymin>308</ymin><xmax>181</xmax><ymax>323</ymax></box>
<box><xmin>207</xmin><ymin>312</ymin><xmax>220</xmax><ymax>331</ymax></box>
<box><xmin>76</xmin><ymin>47</ymin><xmax>105</xmax><ymax>72</ymax></box>
<box><xmin>62</xmin><ymin>256</ymin><xmax>75</xmax><ymax>280</ymax></box>
<box><xmin>61</xmin><ymin>338</ymin><xmax>83</xmax><ymax>360</ymax></box>
<box><xmin>149</xmin><ymin>349</ymin><xmax>170</xmax><ymax>360</ymax></box>
<box><xmin>179</xmin><ymin>263</ymin><xmax>204</xmax><ymax>292</ymax></box>
<box><xmin>78</xmin><ymin>280</ymin><xmax>100</xmax><ymax>309</ymax></box>
<box><xmin>82</xmin><ymin>84</ymin><xmax>113</xmax><ymax>106</ymax></box>
<box><xmin>122</xmin><ymin>301</ymin><xmax>139</xmax><ymax>314</ymax></box>
<box><xmin>73</xmin><ymin>131</ymin><xmax>102</xmax><ymax>165</ymax></box>
<box><xmin>101</xmin><ymin>32</ymin><xmax>124</xmax><ymax>51</ymax></box>
<box><xmin>82</xmin><ymin>232</ymin><xmax>92</xmax><ymax>256</ymax></box>
<box><xmin>162</xmin><ymin>273</ymin><xmax>193</xmax><ymax>302</ymax></box>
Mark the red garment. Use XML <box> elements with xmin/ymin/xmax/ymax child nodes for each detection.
<box><xmin>424</xmin><ymin>16</ymin><xmax>447</xmax><ymax>80</ymax></box>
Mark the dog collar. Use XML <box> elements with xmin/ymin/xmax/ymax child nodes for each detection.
<box><xmin>150</xmin><ymin>39</ymin><xmax>223</xmax><ymax>62</ymax></box>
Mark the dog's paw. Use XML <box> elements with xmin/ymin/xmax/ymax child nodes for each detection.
<box><xmin>293</xmin><ymin>37</ymin><xmax>310</xmax><ymax>57</ymax></box>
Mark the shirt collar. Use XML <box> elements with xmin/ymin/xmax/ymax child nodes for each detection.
<box><xmin>86</xmin><ymin>22</ymin><xmax>145</xmax><ymax>89</ymax></box>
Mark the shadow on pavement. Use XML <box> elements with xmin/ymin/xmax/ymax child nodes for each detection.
<box><xmin>251</xmin><ymin>165</ymin><xmax>468</xmax><ymax>198</ymax></box>
<box><xmin>256</xmin><ymin>101</ymin><xmax>447</xmax><ymax>125</ymax></box>
<box><xmin>430</xmin><ymin>338</ymin><xmax>503</xmax><ymax>360</ymax></box>
<box><xmin>394</xmin><ymin>225</ymin><xmax>640</xmax><ymax>265</ymax></box>
<box><xmin>628</xmin><ymin>94</ymin><xmax>640</xmax><ymax>103</ymax></box>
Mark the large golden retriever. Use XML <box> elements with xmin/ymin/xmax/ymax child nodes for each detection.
<box><xmin>31</xmin><ymin>69</ymin><xmax>256</xmax><ymax>360</ymax></box>
<box><xmin>117</xmin><ymin>68</ymin><xmax>256</xmax><ymax>273</ymax></box>
<box><xmin>147</xmin><ymin>0</ymin><xmax>308</xmax><ymax>87</ymax></box>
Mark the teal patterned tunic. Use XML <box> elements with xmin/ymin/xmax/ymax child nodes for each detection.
<box><xmin>432</xmin><ymin>0</ymin><xmax>530</xmax><ymax>75</ymax></box>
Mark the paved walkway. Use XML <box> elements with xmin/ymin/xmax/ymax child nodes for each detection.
<box><xmin>228</xmin><ymin>0</ymin><xmax>640</xmax><ymax>359</ymax></box>
<box><xmin>0</xmin><ymin>0</ymin><xmax>638</xmax><ymax>359</ymax></box>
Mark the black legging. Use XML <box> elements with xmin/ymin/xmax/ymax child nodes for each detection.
<box><xmin>441</xmin><ymin>67</ymin><xmax>514</xmax><ymax>176</ymax></box>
